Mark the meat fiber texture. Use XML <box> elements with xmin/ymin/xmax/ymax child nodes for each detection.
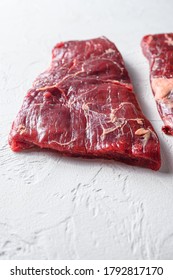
<box><xmin>9</xmin><ymin>37</ymin><xmax>161</xmax><ymax>170</ymax></box>
<box><xmin>141</xmin><ymin>33</ymin><xmax>173</xmax><ymax>136</ymax></box>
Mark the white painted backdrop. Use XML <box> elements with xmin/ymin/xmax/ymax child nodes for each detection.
<box><xmin>0</xmin><ymin>0</ymin><xmax>173</xmax><ymax>259</ymax></box>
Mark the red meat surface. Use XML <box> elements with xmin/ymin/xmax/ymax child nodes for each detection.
<box><xmin>141</xmin><ymin>33</ymin><xmax>173</xmax><ymax>136</ymax></box>
<box><xmin>9</xmin><ymin>37</ymin><xmax>161</xmax><ymax>170</ymax></box>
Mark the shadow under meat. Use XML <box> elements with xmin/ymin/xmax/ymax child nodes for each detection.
<box><xmin>159</xmin><ymin>136</ymin><xmax>173</xmax><ymax>174</ymax></box>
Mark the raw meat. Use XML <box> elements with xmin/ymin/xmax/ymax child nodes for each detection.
<box><xmin>141</xmin><ymin>33</ymin><xmax>173</xmax><ymax>135</ymax></box>
<box><xmin>9</xmin><ymin>37</ymin><xmax>161</xmax><ymax>170</ymax></box>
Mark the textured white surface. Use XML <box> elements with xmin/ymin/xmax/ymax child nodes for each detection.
<box><xmin>0</xmin><ymin>0</ymin><xmax>173</xmax><ymax>260</ymax></box>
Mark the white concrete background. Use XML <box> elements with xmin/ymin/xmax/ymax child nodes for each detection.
<box><xmin>0</xmin><ymin>0</ymin><xmax>173</xmax><ymax>260</ymax></box>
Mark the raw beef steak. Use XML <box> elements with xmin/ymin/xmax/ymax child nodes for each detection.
<box><xmin>9</xmin><ymin>37</ymin><xmax>161</xmax><ymax>170</ymax></box>
<box><xmin>141</xmin><ymin>33</ymin><xmax>173</xmax><ymax>135</ymax></box>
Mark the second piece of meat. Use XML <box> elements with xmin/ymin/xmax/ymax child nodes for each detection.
<box><xmin>141</xmin><ymin>33</ymin><xmax>173</xmax><ymax>136</ymax></box>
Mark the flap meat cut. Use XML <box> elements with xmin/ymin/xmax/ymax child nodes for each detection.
<box><xmin>141</xmin><ymin>33</ymin><xmax>173</xmax><ymax>135</ymax></box>
<box><xmin>9</xmin><ymin>37</ymin><xmax>161</xmax><ymax>170</ymax></box>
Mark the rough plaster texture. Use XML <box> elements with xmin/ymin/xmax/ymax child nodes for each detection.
<box><xmin>0</xmin><ymin>0</ymin><xmax>173</xmax><ymax>259</ymax></box>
